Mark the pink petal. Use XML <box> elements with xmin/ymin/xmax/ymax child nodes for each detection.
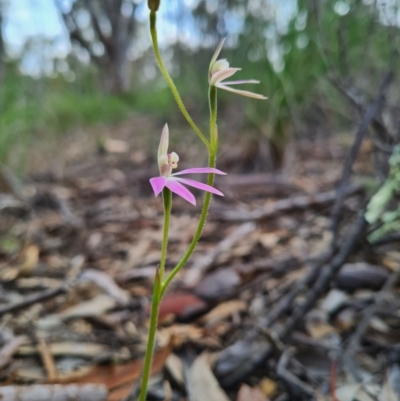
<box><xmin>216</xmin><ymin>83</ymin><xmax>267</xmax><ymax>99</ymax></box>
<box><xmin>172</xmin><ymin>167</ymin><xmax>226</xmax><ymax>176</ymax></box>
<box><xmin>174</xmin><ymin>178</ymin><xmax>224</xmax><ymax>196</ymax></box>
<box><xmin>221</xmin><ymin>80</ymin><xmax>260</xmax><ymax>85</ymax></box>
<box><xmin>149</xmin><ymin>176</ymin><xmax>167</xmax><ymax>197</ymax></box>
<box><xmin>165</xmin><ymin>179</ymin><xmax>196</xmax><ymax>205</ymax></box>
<box><xmin>210</xmin><ymin>68</ymin><xmax>241</xmax><ymax>86</ymax></box>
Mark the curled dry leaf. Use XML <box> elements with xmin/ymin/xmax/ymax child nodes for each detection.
<box><xmin>60</xmin><ymin>294</ymin><xmax>117</xmax><ymax>320</ymax></box>
<box><xmin>237</xmin><ymin>383</ymin><xmax>270</xmax><ymax>401</ymax></box>
<box><xmin>80</xmin><ymin>269</ymin><xmax>130</xmax><ymax>305</ymax></box>
<box><xmin>186</xmin><ymin>352</ymin><xmax>230</xmax><ymax>401</ymax></box>
<box><xmin>201</xmin><ymin>300</ymin><xmax>247</xmax><ymax>326</ymax></box>
<box><xmin>0</xmin><ymin>335</ymin><xmax>29</xmax><ymax>369</ymax></box>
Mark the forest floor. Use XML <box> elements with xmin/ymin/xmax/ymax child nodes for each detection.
<box><xmin>0</xmin><ymin>117</ymin><xmax>399</xmax><ymax>401</ymax></box>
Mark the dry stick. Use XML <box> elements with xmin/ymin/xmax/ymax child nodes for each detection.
<box><xmin>0</xmin><ymin>336</ymin><xmax>28</xmax><ymax>370</ymax></box>
<box><xmin>215</xmin><ymin>185</ymin><xmax>362</xmax><ymax>222</ymax></box>
<box><xmin>0</xmin><ymin>384</ymin><xmax>108</xmax><ymax>401</ymax></box>
<box><xmin>331</xmin><ymin>71</ymin><xmax>394</xmax><ymax>242</ymax></box>
<box><xmin>276</xmin><ymin>348</ymin><xmax>315</xmax><ymax>399</ymax></box>
<box><xmin>279</xmin><ymin>213</ymin><xmax>367</xmax><ymax>339</ymax></box>
<box><xmin>342</xmin><ymin>267</ymin><xmax>400</xmax><ymax>369</ymax></box>
<box><xmin>262</xmin><ymin>251</ymin><xmax>333</xmax><ymax>328</ymax></box>
<box><xmin>0</xmin><ymin>285</ymin><xmax>67</xmax><ymax>317</ymax></box>
<box><xmin>183</xmin><ymin>222</ymin><xmax>257</xmax><ymax>287</ymax></box>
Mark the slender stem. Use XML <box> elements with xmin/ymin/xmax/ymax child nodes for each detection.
<box><xmin>161</xmin><ymin>153</ymin><xmax>216</xmax><ymax>298</ymax></box>
<box><xmin>209</xmin><ymin>86</ymin><xmax>218</xmax><ymax>153</ymax></box>
<box><xmin>138</xmin><ymin>268</ymin><xmax>161</xmax><ymax>401</ymax></box>
<box><xmin>159</xmin><ymin>188</ymin><xmax>172</xmax><ymax>280</ymax></box>
<box><xmin>138</xmin><ymin>188</ymin><xmax>171</xmax><ymax>401</ymax></box>
<box><xmin>149</xmin><ymin>11</ymin><xmax>210</xmax><ymax>151</ymax></box>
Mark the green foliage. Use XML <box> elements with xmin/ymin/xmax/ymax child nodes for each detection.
<box><xmin>0</xmin><ymin>65</ymin><xmax>133</xmax><ymax>166</ymax></box>
<box><xmin>366</xmin><ymin>145</ymin><xmax>400</xmax><ymax>241</ymax></box>
<box><xmin>0</xmin><ymin>64</ymin><xmax>175</xmax><ymax>168</ymax></box>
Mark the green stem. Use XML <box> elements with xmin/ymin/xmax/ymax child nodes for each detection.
<box><xmin>149</xmin><ymin>11</ymin><xmax>210</xmax><ymax>151</ymax></box>
<box><xmin>138</xmin><ymin>269</ymin><xmax>161</xmax><ymax>401</ymax></box>
<box><xmin>159</xmin><ymin>188</ymin><xmax>172</xmax><ymax>280</ymax></box>
<box><xmin>209</xmin><ymin>86</ymin><xmax>218</xmax><ymax>152</ymax></box>
<box><xmin>138</xmin><ymin>189</ymin><xmax>171</xmax><ymax>401</ymax></box>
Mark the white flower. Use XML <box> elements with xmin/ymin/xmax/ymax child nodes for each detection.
<box><xmin>209</xmin><ymin>38</ymin><xmax>267</xmax><ymax>100</ymax></box>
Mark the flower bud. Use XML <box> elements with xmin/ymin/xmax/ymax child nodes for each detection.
<box><xmin>148</xmin><ymin>0</ymin><xmax>160</xmax><ymax>11</ymax></box>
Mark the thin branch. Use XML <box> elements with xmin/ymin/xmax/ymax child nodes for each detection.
<box><xmin>331</xmin><ymin>71</ymin><xmax>394</xmax><ymax>240</ymax></box>
<box><xmin>280</xmin><ymin>213</ymin><xmax>367</xmax><ymax>338</ymax></box>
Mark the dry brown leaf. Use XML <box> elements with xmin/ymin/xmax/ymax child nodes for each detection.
<box><xmin>60</xmin><ymin>294</ymin><xmax>117</xmax><ymax>319</ymax></box>
<box><xmin>165</xmin><ymin>354</ymin><xmax>184</xmax><ymax>387</ymax></box>
<box><xmin>19</xmin><ymin>342</ymin><xmax>107</xmax><ymax>358</ymax></box>
<box><xmin>258</xmin><ymin>231</ymin><xmax>285</xmax><ymax>248</ymax></box>
<box><xmin>80</xmin><ymin>269</ymin><xmax>129</xmax><ymax>305</ymax></box>
<box><xmin>55</xmin><ymin>343</ymin><xmax>171</xmax><ymax>401</ymax></box>
<box><xmin>237</xmin><ymin>384</ymin><xmax>269</xmax><ymax>401</ymax></box>
<box><xmin>158</xmin><ymin>292</ymin><xmax>207</xmax><ymax>322</ymax></box>
<box><xmin>0</xmin><ymin>335</ymin><xmax>28</xmax><ymax>369</ymax></box>
<box><xmin>158</xmin><ymin>324</ymin><xmax>205</xmax><ymax>348</ymax></box>
<box><xmin>201</xmin><ymin>300</ymin><xmax>246</xmax><ymax>326</ymax></box>
<box><xmin>18</xmin><ymin>244</ymin><xmax>40</xmax><ymax>276</ymax></box>
<box><xmin>187</xmin><ymin>352</ymin><xmax>230</xmax><ymax>401</ymax></box>
<box><xmin>259</xmin><ymin>378</ymin><xmax>278</xmax><ymax>398</ymax></box>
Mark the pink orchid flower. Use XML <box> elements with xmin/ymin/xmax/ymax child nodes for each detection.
<box><xmin>149</xmin><ymin>124</ymin><xmax>226</xmax><ymax>205</ymax></box>
<box><xmin>209</xmin><ymin>38</ymin><xmax>267</xmax><ymax>100</ymax></box>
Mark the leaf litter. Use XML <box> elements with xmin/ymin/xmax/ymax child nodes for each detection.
<box><xmin>0</xmin><ymin>125</ymin><xmax>399</xmax><ymax>401</ymax></box>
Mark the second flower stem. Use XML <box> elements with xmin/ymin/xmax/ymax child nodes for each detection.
<box><xmin>149</xmin><ymin>11</ymin><xmax>210</xmax><ymax>151</ymax></box>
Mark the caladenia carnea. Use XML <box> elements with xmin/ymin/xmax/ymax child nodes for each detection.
<box><xmin>138</xmin><ymin>2</ymin><xmax>267</xmax><ymax>400</ymax></box>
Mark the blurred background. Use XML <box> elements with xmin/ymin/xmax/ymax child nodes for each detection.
<box><xmin>0</xmin><ymin>0</ymin><xmax>399</xmax><ymax>173</ymax></box>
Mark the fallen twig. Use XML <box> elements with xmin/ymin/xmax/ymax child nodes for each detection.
<box><xmin>342</xmin><ymin>266</ymin><xmax>400</xmax><ymax>372</ymax></box>
<box><xmin>331</xmin><ymin>72</ymin><xmax>394</xmax><ymax>241</ymax></box>
<box><xmin>183</xmin><ymin>222</ymin><xmax>257</xmax><ymax>287</ymax></box>
<box><xmin>262</xmin><ymin>251</ymin><xmax>333</xmax><ymax>327</ymax></box>
<box><xmin>280</xmin><ymin>213</ymin><xmax>367</xmax><ymax>338</ymax></box>
<box><xmin>0</xmin><ymin>285</ymin><xmax>67</xmax><ymax>317</ymax></box>
<box><xmin>0</xmin><ymin>335</ymin><xmax>28</xmax><ymax>369</ymax></box>
<box><xmin>277</xmin><ymin>348</ymin><xmax>315</xmax><ymax>399</ymax></box>
<box><xmin>213</xmin><ymin>185</ymin><xmax>362</xmax><ymax>222</ymax></box>
<box><xmin>0</xmin><ymin>384</ymin><xmax>108</xmax><ymax>401</ymax></box>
